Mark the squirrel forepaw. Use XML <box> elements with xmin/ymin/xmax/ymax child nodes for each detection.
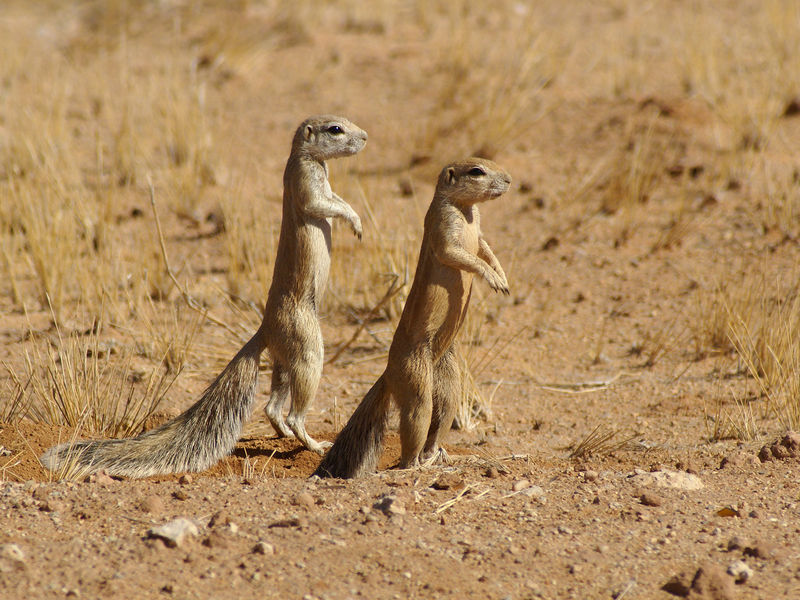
<box><xmin>350</xmin><ymin>215</ymin><xmax>363</xmax><ymax>240</ymax></box>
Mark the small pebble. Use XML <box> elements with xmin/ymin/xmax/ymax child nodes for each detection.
<box><xmin>140</xmin><ymin>495</ymin><xmax>165</xmax><ymax>515</ymax></box>
<box><xmin>86</xmin><ymin>471</ymin><xmax>114</xmax><ymax>485</ymax></box>
<box><xmin>513</xmin><ymin>479</ymin><xmax>531</xmax><ymax>492</ymax></box>
<box><xmin>727</xmin><ymin>560</ymin><xmax>753</xmax><ymax>583</ymax></box>
<box><xmin>690</xmin><ymin>562</ymin><xmax>734</xmax><ymax>599</ymax></box>
<box><xmin>726</xmin><ymin>536</ymin><xmax>743</xmax><ymax>551</ymax></box>
<box><xmin>268</xmin><ymin>517</ymin><xmax>307</xmax><ymax>529</ymax></box>
<box><xmin>0</xmin><ymin>544</ymin><xmax>25</xmax><ymax>562</ymax></box>
<box><xmin>374</xmin><ymin>495</ymin><xmax>406</xmax><ymax>516</ymax></box>
<box><xmin>639</xmin><ymin>492</ymin><xmax>663</xmax><ymax>507</ymax></box>
<box><xmin>431</xmin><ymin>473</ymin><xmax>464</xmax><ymax>490</ymax></box>
<box><xmin>743</xmin><ymin>538</ymin><xmax>779</xmax><ymax>560</ymax></box>
<box><xmin>521</xmin><ymin>485</ymin><xmax>545</xmax><ymax>500</ymax></box>
<box><xmin>252</xmin><ymin>541</ymin><xmax>275</xmax><ymax>556</ymax></box>
<box><xmin>147</xmin><ymin>518</ymin><xmax>198</xmax><ymax>548</ymax></box>
<box><xmin>293</xmin><ymin>492</ymin><xmax>315</xmax><ymax>508</ymax></box>
<box><xmin>208</xmin><ymin>511</ymin><xmax>232</xmax><ymax>528</ymax></box>
<box><xmin>202</xmin><ymin>530</ymin><xmax>232</xmax><ymax>549</ymax></box>
<box><xmin>39</xmin><ymin>499</ymin><xmax>67</xmax><ymax>513</ymax></box>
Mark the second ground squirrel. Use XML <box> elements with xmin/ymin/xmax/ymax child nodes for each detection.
<box><xmin>315</xmin><ymin>158</ymin><xmax>511</xmax><ymax>478</ymax></box>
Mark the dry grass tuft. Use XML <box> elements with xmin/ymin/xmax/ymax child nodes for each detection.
<box><xmin>694</xmin><ymin>261</ymin><xmax>800</xmax><ymax>437</ymax></box>
<box><xmin>14</xmin><ymin>322</ymin><xmax>177</xmax><ymax>439</ymax></box>
<box><xmin>726</xmin><ymin>288</ymin><xmax>800</xmax><ymax>433</ymax></box>
<box><xmin>568</xmin><ymin>425</ymin><xmax>637</xmax><ymax>460</ymax></box>
<box><xmin>411</xmin><ymin>1</ymin><xmax>559</xmax><ymax>162</ymax></box>
<box><xmin>2</xmin><ymin>0</ymin><xmax>800</xmax><ymax>454</ymax></box>
<box><xmin>705</xmin><ymin>387</ymin><xmax>759</xmax><ymax>443</ymax></box>
<box><xmin>599</xmin><ymin>117</ymin><xmax>664</xmax><ymax>216</ymax></box>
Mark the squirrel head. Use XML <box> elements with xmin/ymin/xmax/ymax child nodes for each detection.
<box><xmin>293</xmin><ymin>115</ymin><xmax>368</xmax><ymax>160</ymax></box>
<box><xmin>436</xmin><ymin>158</ymin><xmax>512</xmax><ymax>205</ymax></box>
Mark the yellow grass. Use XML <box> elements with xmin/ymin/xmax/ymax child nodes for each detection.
<box><xmin>0</xmin><ymin>0</ymin><xmax>799</xmax><ymax>440</ymax></box>
<box><xmin>17</xmin><ymin>317</ymin><xmax>178</xmax><ymax>438</ymax></box>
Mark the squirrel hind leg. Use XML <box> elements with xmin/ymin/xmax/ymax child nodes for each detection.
<box><xmin>265</xmin><ymin>362</ymin><xmax>294</xmax><ymax>438</ymax></box>
<box><xmin>395</xmin><ymin>362</ymin><xmax>434</xmax><ymax>469</ymax></box>
<box><xmin>284</xmin><ymin>350</ymin><xmax>329</xmax><ymax>454</ymax></box>
<box><xmin>422</xmin><ymin>348</ymin><xmax>460</xmax><ymax>460</ymax></box>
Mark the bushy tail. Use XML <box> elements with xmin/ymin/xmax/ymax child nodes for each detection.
<box><xmin>41</xmin><ymin>334</ymin><xmax>265</xmax><ymax>479</ymax></box>
<box><xmin>314</xmin><ymin>374</ymin><xmax>390</xmax><ymax>478</ymax></box>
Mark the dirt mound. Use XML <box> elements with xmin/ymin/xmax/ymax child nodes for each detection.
<box><xmin>0</xmin><ymin>421</ymin><xmax>75</xmax><ymax>482</ymax></box>
<box><xmin>0</xmin><ymin>421</ymin><xmax>404</xmax><ymax>482</ymax></box>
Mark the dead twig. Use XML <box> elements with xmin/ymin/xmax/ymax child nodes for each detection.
<box><xmin>435</xmin><ymin>483</ymin><xmax>483</xmax><ymax>514</ymax></box>
<box><xmin>534</xmin><ymin>371</ymin><xmax>636</xmax><ymax>394</ymax></box>
<box><xmin>148</xmin><ymin>177</ymin><xmax>238</xmax><ymax>338</ymax></box>
<box><xmin>327</xmin><ymin>270</ymin><xmax>408</xmax><ymax>365</ymax></box>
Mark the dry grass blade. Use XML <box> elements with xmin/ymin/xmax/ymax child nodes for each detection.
<box><xmin>258</xmin><ymin>448</ymin><xmax>279</xmax><ymax>479</ymax></box>
<box><xmin>137</xmin><ymin>298</ymin><xmax>206</xmax><ymax>374</ymax></box>
<box><xmin>0</xmin><ymin>452</ymin><xmax>24</xmax><ymax>483</ymax></box>
<box><xmin>568</xmin><ymin>425</ymin><xmax>637</xmax><ymax>460</ymax></box>
<box><xmin>535</xmin><ymin>371</ymin><xmax>635</xmax><ymax>394</ymax></box>
<box><xmin>630</xmin><ymin>318</ymin><xmax>685</xmax><ymax>369</ymax></box>
<box><xmin>327</xmin><ymin>271</ymin><xmax>407</xmax><ymax>365</ymax></box>
<box><xmin>435</xmin><ymin>483</ymin><xmax>483</xmax><ymax>514</ymax></box>
<box><xmin>1</xmin><ymin>363</ymin><xmax>32</xmax><ymax>422</ymax></box>
<box><xmin>727</xmin><ymin>300</ymin><xmax>800</xmax><ymax>431</ymax></box>
<box><xmin>453</xmin><ymin>320</ymin><xmax>527</xmax><ymax>430</ymax></box>
<box><xmin>44</xmin><ymin>437</ymin><xmax>95</xmax><ymax>482</ymax></box>
<box><xmin>241</xmin><ymin>450</ymin><xmax>255</xmax><ymax>482</ymax></box>
<box><xmin>413</xmin><ymin>3</ymin><xmax>557</xmax><ymax>160</ymax></box>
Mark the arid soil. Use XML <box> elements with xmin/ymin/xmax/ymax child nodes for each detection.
<box><xmin>2</xmin><ymin>1</ymin><xmax>800</xmax><ymax>599</ymax></box>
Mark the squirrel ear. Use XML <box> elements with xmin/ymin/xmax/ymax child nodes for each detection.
<box><xmin>447</xmin><ymin>167</ymin><xmax>456</xmax><ymax>184</ymax></box>
<box><xmin>304</xmin><ymin>125</ymin><xmax>314</xmax><ymax>141</ymax></box>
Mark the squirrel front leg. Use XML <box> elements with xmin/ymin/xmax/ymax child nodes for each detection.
<box><xmin>434</xmin><ymin>241</ymin><xmax>509</xmax><ymax>295</ymax></box>
<box><xmin>478</xmin><ymin>238</ymin><xmax>508</xmax><ymax>292</ymax></box>
<box><xmin>298</xmin><ymin>190</ymin><xmax>362</xmax><ymax>239</ymax></box>
<box><xmin>330</xmin><ymin>192</ymin><xmax>363</xmax><ymax>239</ymax></box>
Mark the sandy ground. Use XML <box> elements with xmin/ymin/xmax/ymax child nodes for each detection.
<box><xmin>2</xmin><ymin>1</ymin><xmax>800</xmax><ymax>599</ymax></box>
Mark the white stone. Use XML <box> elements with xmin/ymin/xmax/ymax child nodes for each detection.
<box><xmin>147</xmin><ymin>518</ymin><xmax>199</xmax><ymax>548</ymax></box>
<box><xmin>727</xmin><ymin>560</ymin><xmax>753</xmax><ymax>583</ymax></box>
<box><xmin>629</xmin><ymin>469</ymin><xmax>704</xmax><ymax>491</ymax></box>
<box><xmin>0</xmin><ymin>544</ymin><xmax>24</xmax><ymax>562</ymax></box>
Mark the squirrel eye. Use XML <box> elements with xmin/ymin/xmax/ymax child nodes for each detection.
<box><xmin>467</xmin><ymin>167</ymin><xmax>486</xmax><ymax>176</ymax></box>
<box><xmin>327</xmin><ymin>125</ymin><xmax>344</xmax><ymax>134</ymax></box>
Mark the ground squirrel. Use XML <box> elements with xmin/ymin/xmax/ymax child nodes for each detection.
<box><xmin>41</xmin><ymin>115</ymin><xmax>367</xmax><ymax>478</ymax></box>
<box><xmin>314</xmin><ymin>158</ymin><xmax>510</xmax><ymax>478</ymax></box>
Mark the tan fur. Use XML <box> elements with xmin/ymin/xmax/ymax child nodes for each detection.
<box><xmin>41</xmin><ymin>115</ymin><xmax>367</xmax><ymax>478</ymax></box>
<box><xmin>315</xmin><ymin>158</ymin><xmax>510</xmax><ymax>478</ymax></box>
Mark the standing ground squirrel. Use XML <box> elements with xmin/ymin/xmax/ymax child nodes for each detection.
<box><xmin>41</xmin><ymin>115</ymin><xmax>367</xmax><ymax>478</ymax></box>
<box><xmin>314</xmin><ymin>158</ymin><xmax>510</xmax><ymax>478</ymax></box>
